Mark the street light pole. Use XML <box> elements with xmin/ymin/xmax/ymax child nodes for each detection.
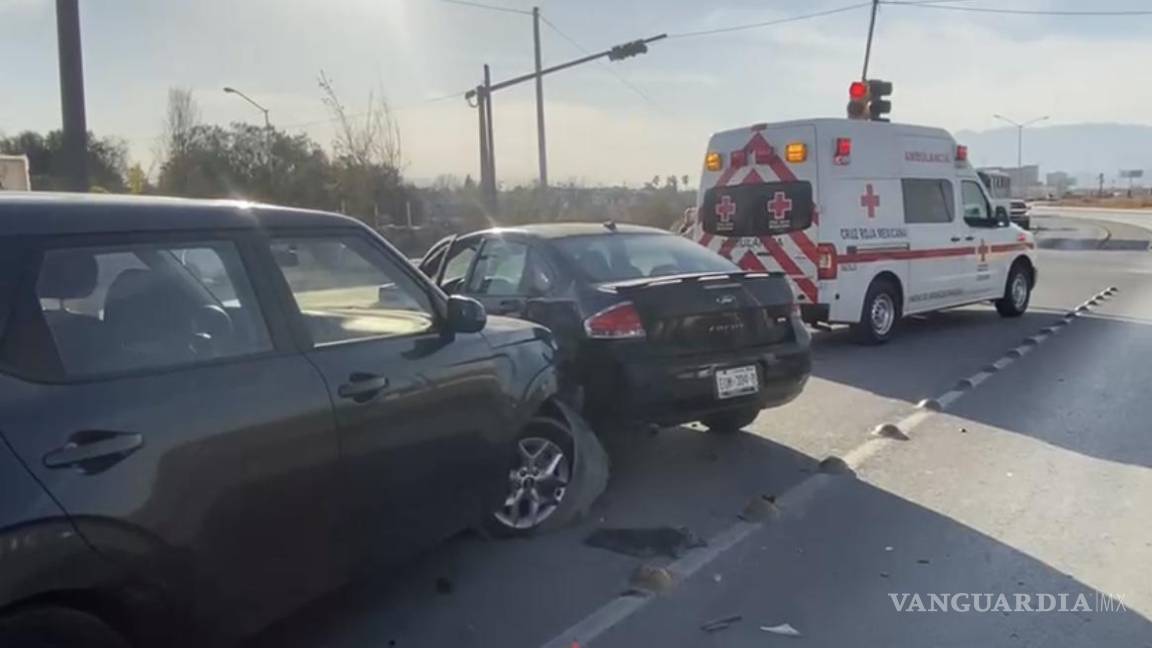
<box><xmin>223</xmin><ymin>86</ymin><xmax>271</xmax><ymax>127</ymax></box>
<box><xmin>992</xmin><ymin>113</ymin><xmax>1049</xmax><ymax>171</ymax></box>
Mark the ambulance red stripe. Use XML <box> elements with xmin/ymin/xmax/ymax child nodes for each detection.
<box><xmin>840</xmin><ymin>246</ymin><xmax>976</xmax><ymax>263</ymax></box>
<box><xmin>990</xmin><ymin>242</ymin><xmax>1035</xmax><ymax>253</ymax></box>
<box><xmin>759</xmin><ymin>236</ymin><xmax>819</xmax><ymax>303</ymax></box>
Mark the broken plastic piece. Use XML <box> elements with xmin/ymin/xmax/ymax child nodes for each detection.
<box><xmin>760</xmin><ymin>622</ymin><xmax>802</xmax><ymax>637</ymax></box>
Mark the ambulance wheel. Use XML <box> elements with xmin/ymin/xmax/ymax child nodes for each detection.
<box><xmin>996</xmin><ymin>263</ymin><xmax>1031</xmax><ymax>317</ymax></box>
<box><xmin>853</xmin><ymin>278</ymin><xmax>900</xmax><ymax>345</ymax></box>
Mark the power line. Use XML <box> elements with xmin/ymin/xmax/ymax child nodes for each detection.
<box><xmin>539</xmin><ymin>16</ymin><xmax>660</xmax><ymax>108</ymax></box>
<box><xmin>667</xmin><ymin>2</ymin><xmax>873</xmax><ymax>39</ymax></box>
<box><xmin>440</xmin><ymin>0</ymin><xmax>532</xmax><ymax>16</ymax></box>
<box><xmin>881</xmin><ymin>1</ymin><xmax>1152</xmax><ymax>15</ymax></box>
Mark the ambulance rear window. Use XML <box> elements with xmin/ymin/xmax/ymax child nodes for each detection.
<box><xmin>699</xmin><ymin>181</ymin><xmax>814</xmax><ymax>237</ymax></box>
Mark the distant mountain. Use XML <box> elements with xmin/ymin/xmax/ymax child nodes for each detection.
<box><xmin>954</xmin><ymin>123</ymin><xmax>1152</xmax><ymax>187</ymax></box>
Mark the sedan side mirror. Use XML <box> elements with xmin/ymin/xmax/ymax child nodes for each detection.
<box><xmin>446</xmin><ymin>295</ymin><xmax>487</xmax><ymax>333</ymax></box>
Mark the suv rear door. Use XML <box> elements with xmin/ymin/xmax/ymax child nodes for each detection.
<box><xmin>0</xmin><ymin>230</ymin><xmax>341</xmax><ymax>638</ymax></box>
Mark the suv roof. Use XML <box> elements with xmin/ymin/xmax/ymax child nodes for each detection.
<box><xmin>0</xmin><ymin>192</ymin><xmax>360</xmax><ymax>236</ymax></box>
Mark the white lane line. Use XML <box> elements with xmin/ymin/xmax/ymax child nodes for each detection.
<box><xmin>539</xmin><ymin>287</ymin><xmax>1112</xmax><ymax>648</ymax></box>
<box><xmin>540</xmin><ymin>477</ymin><xmax>834</xmax><ymax>648</ymax></box>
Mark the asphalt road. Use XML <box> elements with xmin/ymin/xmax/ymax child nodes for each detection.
<box><xmin>249</xmin><ymin>215</ymin><xmax>1152</xmax><ymax>648</ymax></box>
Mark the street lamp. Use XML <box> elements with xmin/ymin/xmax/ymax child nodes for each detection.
<box><xmin>992</xmin><ymin>114</ymin><xmax>1049</xmax><ymax>170</ymax></box>
<box><xmin>223</xmin><ymin>86</ymin><xmax>270</xmax><ymax>128</ymax></box>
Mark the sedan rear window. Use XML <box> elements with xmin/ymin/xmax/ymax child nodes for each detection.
<box><xmin>554</xmin><ymin>233</ymin><xmax>737</xmax><ymax>284</ymax></box>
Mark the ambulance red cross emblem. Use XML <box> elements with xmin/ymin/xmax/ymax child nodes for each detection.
<box><xmin>715</xmin><ymin>195</ymin><xmax>736</xmax><ymax>229</ymax></box>
<box><xmin>768</xmin><ymin>191</ymin><xmax>793</xmax><ymax>221</ymax></box>
<box><xmin>978</xmin><ymin>239</ymin><xmax>989</xmax><ymax>262</ymax></box>
<box><xmin>860</xmin><ymin>184</ymin><xmax>880</xmax><ymax>218</ymax></box>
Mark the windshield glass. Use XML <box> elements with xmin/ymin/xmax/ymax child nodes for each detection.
<box><xmin>554</xmin><ymin>233</ymin><xmax>737</xmax><ymax>283</ymax></box>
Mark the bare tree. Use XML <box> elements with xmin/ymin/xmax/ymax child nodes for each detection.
<box><xmin>317</xmin><ymin>71</ymin><xmax>402</xmax><ymax>170</ymax></box>
<box><xmin>161</xmin><ymin>87</ymin><xmax>200</xmax><ymax>161</ymax></box>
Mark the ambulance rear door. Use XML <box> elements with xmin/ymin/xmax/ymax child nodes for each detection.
<box><xmin>696</xmin><ymin>124</ymin><xmax>821</xmax><ymax>306</ymax></box>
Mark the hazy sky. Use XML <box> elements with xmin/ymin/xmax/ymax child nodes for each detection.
<box><xmin>2</xmin><ymin>0</ymin><xmax>1150</xmax><ymax>185</ymax></box>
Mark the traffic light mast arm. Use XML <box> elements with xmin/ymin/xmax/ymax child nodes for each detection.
<box><xmin>466</xmin><ymin>33</ymin><xmax>667</xmax><ymax>99</ymax></box>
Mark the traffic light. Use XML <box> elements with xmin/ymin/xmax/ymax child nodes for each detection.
<box><xmin>847</xmin><ymin>81</ymin><xmax>869</xmax><ymax>120</ymax></box>
<box><xmin>609</xmin><ymin>40</ymin><xmax>649</xmax><ymax>61</ymax></box>
<box><xmin>846</xmin><ymin>79</ymin><xmax>894</xmax><ymax>121</ymax></box>
<box><xmin>868</xmin><ymin>79</ymin><xmax>893</xmax><ymax>122</ymax></box>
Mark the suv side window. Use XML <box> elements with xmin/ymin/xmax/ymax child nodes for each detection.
<box><xmin>33</xmin><ymin>240</ymin><xmax>272</xmax><ymax>378</ymax></box>
<box><xmin>271</xmin><ymin>235</ymin><xmax>437</xmax><ymax>345</ymax></box>
<box><xmin>467</xmin><ymin>238</ymin><xmax>528</xmax><ymax>296</ymax></box>
<box><xmin>961</xmin><ymin>180</ymin><xmax>991</xmax><ymax>221</ymax></box>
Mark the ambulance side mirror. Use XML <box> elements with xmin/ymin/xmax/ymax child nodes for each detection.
<box><xmin>994</xmin><ymin>206</ymin><xmax>1010</xmax><ymax>227</ymax></box>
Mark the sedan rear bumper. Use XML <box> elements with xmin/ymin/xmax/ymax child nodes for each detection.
<box><xmin>580</xmin><ymin>340</ymin><xmax>811</xmax><ymax>427</ymax></box>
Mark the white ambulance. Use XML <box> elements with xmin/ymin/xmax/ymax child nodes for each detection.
<box><xmin>682</xmin><ymin>118</ymin><xmax>1037</xmax><ymax>343</ymax></box>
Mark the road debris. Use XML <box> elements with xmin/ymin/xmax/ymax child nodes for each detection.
<box><xmin>917</xmin><ymin>559</ymin><xmax>930</xmax><ymax>565</ymax></box>
<box><xmin>760</xmin><ymin>622</ymin><xmax>802</xmax><ymax>637</ymax></box>
<box><xmin>585</xmin><ymin>526</ymin><xmax>706</xmax><ymax>558</ymax></box>
<box><xmin>739</xmin><ymin>494</ymin><xmax>780</xmax><ymax>522</ymax></box>
<box><xmin>959</xmin><ymin>426</ymin><xmax>968</xmax><ymax>433</ymax></box>
<box><xmin>700</xmin><ymin>615</ymin><xmax>742</xmax><ymax>632</ymax></box>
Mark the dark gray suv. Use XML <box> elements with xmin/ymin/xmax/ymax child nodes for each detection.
<box><xmin>0</xmin><ymin>194</ymin><xmax>604</xmax><ymax>647</ymax></box>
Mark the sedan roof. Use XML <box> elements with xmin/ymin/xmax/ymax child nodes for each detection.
<box><xmin>473</xmin><ymin>222</ymin><xmax>669</xmax><ymax>240</ymax></box>
<box><xmin>0</xmin><ymin>192</ymin><xmax>361</xmax><ymax>236</ymax></box>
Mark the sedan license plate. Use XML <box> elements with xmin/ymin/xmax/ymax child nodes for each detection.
<box><xmin>716</xmin><ymin>365</ymin><xmax>759</xmax><ymax>399</ymax></box>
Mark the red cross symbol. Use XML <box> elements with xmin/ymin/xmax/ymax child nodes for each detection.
<box><xmin>715</xmin><ymin>195</ymin><xmax>737</xmax><ymax>223</ymax></box>
<box><xmin>860</xmin><ymin>184</ymin><xmax>880</xmax><ymax>218</ymax></box>
<box><xmin>977</xmin><ymin>239</ymin><xmax>989</xmax><ymax>262</ymax></box>
<box><xmin>767</xmin><ymin>191</ymin><xmax>793</xmax><ymax>221</ymax></box>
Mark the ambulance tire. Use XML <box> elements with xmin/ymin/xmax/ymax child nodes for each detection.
<box><xmin>995</xmin><ymin>263</ymin><xmax>1031</xmax><ymax>318</ymax></box>
<box><xmin>853</xmin><ymin>277</ymin><xmax>901</xmax><ymax>345</ymax></box>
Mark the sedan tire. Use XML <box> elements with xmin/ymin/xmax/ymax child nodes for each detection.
<box><xmin>485</xmin><ymin>410</ymin><xmax>608</xmax><ymax>537</ymax></box>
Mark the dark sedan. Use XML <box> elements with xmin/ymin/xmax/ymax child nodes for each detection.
<box><xmin>0</xmin><ymin>194</ymin><xmax>604</xmax><ymax>648</ymax></box>
<box><xmin>419</xmin><ymin>223</ymin><xmax>812</xmax><ymax>433</ymax></box>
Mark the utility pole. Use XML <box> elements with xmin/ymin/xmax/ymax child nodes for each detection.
<box><xmin>55</xmin><ymin>0</ymin><xmax>88</xmax><ymax>192</ymax></box>
<box><xmin>533</xmin><ymin>7</ymin><xmax>548</xmax><ymax>189</ymax></box>
<box><xmin>483</xmin><ymin>64</ymin><xmax>497</xmax><ymax>210</ymax></box>
<box><xmin>861</xmin><ymin>0</ymin><xmax>880</xmax><ymax>80</ymax></box>
<box><xmin>467</xmin><ymin>33</ymin><xmax>665</xmax><ymax>212</ymax></box>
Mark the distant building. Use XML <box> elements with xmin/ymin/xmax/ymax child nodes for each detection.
<box><xmin>1045</xmin><ymin>171</ymin><xmax>1075</xmax><ymax>198</ymax></box>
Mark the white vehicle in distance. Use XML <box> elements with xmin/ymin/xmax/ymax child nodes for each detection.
<box><xmin>977</xmin><ymin>168</ymin><xmax>1030</xmax><ymax>230</ymax></box>
<box><xmin>681</xmin><ymin>117</ymin><xmax>1038</xmax><ymax>344</ymax></box>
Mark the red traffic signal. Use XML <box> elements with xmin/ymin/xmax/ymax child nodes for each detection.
<box><xmin>849</xmin><ymin>81</ymin><xmax>868</xmax><ymax>100</ymax></box>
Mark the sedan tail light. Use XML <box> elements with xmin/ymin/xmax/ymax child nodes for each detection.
<box><xmin>584</xmin><ymin>302</ymin><xmax>646</xmax><ymax>339</ymax></box>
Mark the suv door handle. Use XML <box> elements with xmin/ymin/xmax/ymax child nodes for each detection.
<box><xmin>44</xmin><ymin>432</ymin><xmax>143</xmax><ymax>471</ymax></box>
<box><xmin>950</xmin><ymin>236</ymin><xmax>962</xmax><ymax>242</ymax></box>
<box><xmin>964</xmin><ymin>236</ymin><xmax>975</xmax><ymax>241</ymax></box>
<box><xmin>337</xmin><ymin>373</ymin><xmax>391</xmax><ymax>402</ymax></box>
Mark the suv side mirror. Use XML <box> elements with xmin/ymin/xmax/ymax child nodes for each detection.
<box><xmin>446</xmin><ymin>295</ymin><xmax>487</xmax><ymax>333</ymax></box>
